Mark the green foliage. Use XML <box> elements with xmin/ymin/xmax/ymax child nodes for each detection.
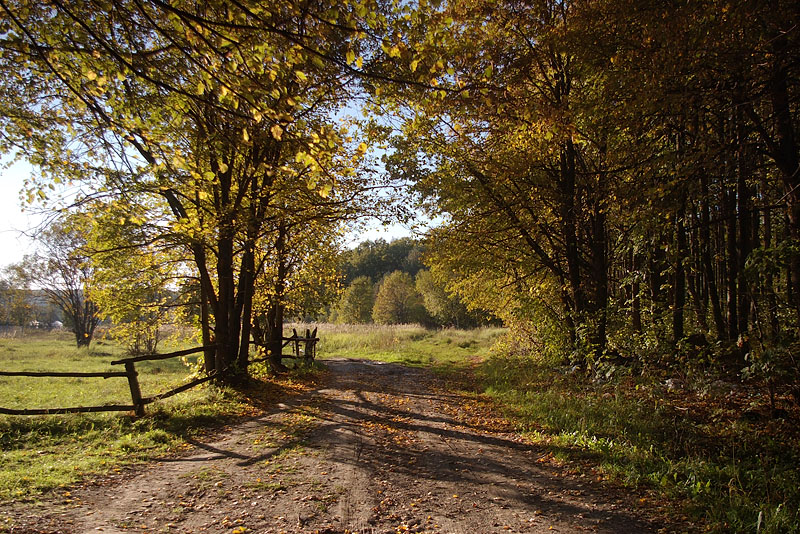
<box><xmin>415</xmin><ymin>269</ymin><xmax>492</xmax><ymax>328</ymax></box>
<box><xmin>372</xmin><ymin>271</ymin><xmax>428</xmax><ymax>325</ymax></box>
<box><xmin>87</xmin><ymin>200</ymin><xmax>178</xmax><ymax>355</ymax></box>
<box><xmin>339</xmin><ymin>238</ymin><xmax>424</xmax><ymax>284</ymax></box>
<box><xmin>334</xmin><ymin>276</ymin><xmax>375</xmax><ymax>324</ymax></box>
<box><xmin>0</xmin><ymin>274</ymin><xmax>37</xmax><ymax>327</ymax></box>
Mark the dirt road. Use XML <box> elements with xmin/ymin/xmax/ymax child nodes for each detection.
<box><xmin>8</xmin><ymin>359</ymin><xmax>667</xmax><ymax>534</ymax></box>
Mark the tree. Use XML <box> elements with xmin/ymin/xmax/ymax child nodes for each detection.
<box><xmin>336</xmin><ymin>276</ymin><xmax>375</xmax><ymax>324</ymax></box>
<box><xmin>339</xmin><ymin>238</ymin><xmax>425</xmax><ymax>284</ymax></box>
<box><xmin>0</xmin><ymin>0</ymin><xmax>384</xmax><ymax>378</ymax></box>
<box><xmin>415</xmin><ymin>269</ymin><xmax>479</xmax><ymax>328</ymax></box>
<box><xmin>381</xmin><ymin>0</ymin><xmax>623</xmax><ymax>361</ymax></box>
<box><xmin>16</xmin><ymin>216</ymin><xmax>99</xmax><ymax>347</ymax></box>
<box><xmin>372</xmin><ymin>270</ymin><xmax>427</xmax><ymax>325</ymax></box>
<box><xmin>86</xmin><ymin>199</ymin><xmax>178</xmax><ymax>355</ymax></box>
<box><xmin>0</xmin><ymin>271</ymin><xmax>34</xmax><ymax>327</ymax></box>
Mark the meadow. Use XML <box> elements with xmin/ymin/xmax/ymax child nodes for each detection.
<box><xmin>0</xmin><ymin>329</ymin><xmax>311</xmax><ymax>504</ymax></box>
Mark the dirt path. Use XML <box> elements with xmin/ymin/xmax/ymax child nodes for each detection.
<box><xmin>8</xmin><ymin>359</ymin><xmax>669</xmax><ymax>534</ymax></box>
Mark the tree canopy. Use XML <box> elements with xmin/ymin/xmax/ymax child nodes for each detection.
<box><xmin>0</xmin><ymin>0</ymin><xmax>396</xmax><ymax>376</ymax></box>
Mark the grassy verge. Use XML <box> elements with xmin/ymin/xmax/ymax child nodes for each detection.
<box><xmin>0</xmin><ymin>331</ymin><xmax>319</xmax><ymax>502</ymax></box>
<box><xmin>478</xmin><ymin>354</ymin><xmax>800</xmax><ymax>533</ymax></box>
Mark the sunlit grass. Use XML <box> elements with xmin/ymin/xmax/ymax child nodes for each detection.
<box><xmin>0</xmin><ymin>331</ymin><xmax>199</xmax><ymax>410</ymax></box>
<box><xmin>295</xmin><ymin>322</ymin><xmax>505</xmax><ymax>370</ymax></box>
<box><xmin>0</xmin><ymin>331</ymin><xmax>319</xmax><ymax>502</ymax></box>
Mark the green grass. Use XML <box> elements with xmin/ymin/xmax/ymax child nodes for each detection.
<box><xmin>478</xmin><ymin>353</ymin><xmax>800</xmax><ymax>533</ymax></box>
<box><xmin>0</xmin><ymin>331</ymin><xmax>318</xmax><ymax>503</ymax></box>
<box><xmin>0</xmin><ymin>331</ymin><xmax>200</xmax><ymax>411</ymax></box>
<box><xmin>311</xmin><ymin>322</ymin><xmax>505</xmax><ymax>370</ymax></box>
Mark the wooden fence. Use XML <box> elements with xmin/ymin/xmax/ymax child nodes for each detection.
<box><xmin>1</xmin><ymin>333</ymin><xmax>320</xmax><ymax>417</ymax></box>
<box><xmin>250</xmin><ymin>328</ymin><xmax>319</xmax><ymax>365</ymax></box>
<box><xmin>0</xmin><ymin>345</ymin><xmax>218</xmax><ymax>417</ymax></box>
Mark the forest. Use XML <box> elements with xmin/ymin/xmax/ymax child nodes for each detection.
<box><xmin>0</xmin><ymin>0</ymin><xmax>799</xmax><ymax>532</ymax></box>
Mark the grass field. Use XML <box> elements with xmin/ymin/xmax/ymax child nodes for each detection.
<box><xmin>0</xmin><ymin>330</ymin><xmax>201</xmax><ymax>411</ymax></box>
<box><xmin>313</xmin><ymin>323</ymin><xmax>505</xmax><ymax>369</ymax></box>
<box><xmin>0</xmin><ymin>330</ymin><xmax>317</xmax><ymax>502</ymax></box>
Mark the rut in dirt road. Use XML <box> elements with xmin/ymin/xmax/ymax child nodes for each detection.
<box><xmin>9</xmin><ymin>359</ymin><xmax>665</xmax><ymax>534</ymax></box>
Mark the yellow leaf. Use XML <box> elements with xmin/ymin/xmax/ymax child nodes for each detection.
<box><xmin>86</xmin><ymin>70</ymin><xmax>97</xmax><ymax>81</ymax></box>
<box><xmin>356</xmin><ymin>56</ymin><xmax>364</xmax><ymax>68</ymax></box>
<box><xmin>270</xmin><ymin>124</ymin><xmax>283</xmax><ymax>140</ymax></box>
<box><xmin>346</xmin><ymin>50</ymin><xmax>355</xmax><ymax>65</ymax></box>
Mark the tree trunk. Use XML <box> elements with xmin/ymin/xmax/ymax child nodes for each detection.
<box><xmin>673</xmin><ymin>197</ymin><xmax>687</xmax><ymax>342</ymax></box>
<box><xmin>560</xmin><ymin>141</ymin><xmax>586</xmax><ymax>336</ymax></box>
<box><xmin>688</xmin><ymin>205</ymin><xmax>709</xmax><ymax>331</ymax></box>
<box><xmin>631</xmin><ymin>251</ymin><xmax>642</xmax><ymax>333</ymax></box>
<box><xmin>736</xmin><ymin>114</ymin><xmax>753</xmax><ymax>336</ymax></box>
<box><xmin>200</xmin><ymin>281</ymin><xmax>215</xmax><ymax>374</ymax></box>
<box><xmin>215</xmin><ymin>230</ymin><xmax>238</xmax><ymax>378</ymax></box>
<box><xmin>724</xmin><ymin>187</ymin><xmax>739</xmax><ymax>340</ymax></box>
<box><xmin>768</xmin><ymin>37</ymin><xmax>800</xmax><ymax>322</ymax></box>
<box><xmin>763</xmin><ymin>206</ymin><xmax>779</xmax><ymax>339</ymax></box>
<box><xmin>589</xmin><ymin>207</ymin><xmax>608</xmax><ymax>354</ymax></box>
<box><xmin>237</xmin><ymin>245</ymin><xmax>256</xmax><ymax>372</ymax></box>
<box><xmin>267</xmin><ymin>221</ymin><xmax>289</xmax><ymax>372</ymax></box>
<box><xmin>701</xmin><ymin>172</ymin><xmax>726</xmax><ymax>339</ymax></box>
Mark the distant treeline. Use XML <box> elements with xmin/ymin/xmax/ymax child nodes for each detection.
<box><xmin>331</xmin><ymin>238</ymin><xmax>496</xmax><ymax>328</ymax></box>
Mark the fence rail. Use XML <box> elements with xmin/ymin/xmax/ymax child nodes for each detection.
<box><xmin>0</xmin><ymin>404</ymin><xmax>137</xmax><ymax>416</ymax></box>
<box><xmin>0</xmin><ymin>370</ymin><xmax>128</xmax><ymax>378</ymax></box>
<box><xmin>0</xmin><ymin>345</ymin><xmax>218</xmax><ymax>417</ymax></box>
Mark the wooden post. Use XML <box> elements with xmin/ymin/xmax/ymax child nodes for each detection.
<box><xmin>303</xmin><ymin>328</ymin><xmax>317</xmax><ymax>365</ymax></box>
<box><xmin>125</xmin><ymin>362</ymin><xmax>145</xmax><ymax>417</ymax></box>
<box><xmin>292</xmin><ymin>328</ymin><xmax>301</xmax><ymax>359</ymax></box>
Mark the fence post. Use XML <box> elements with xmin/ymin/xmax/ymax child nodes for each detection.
<box><xmin>124</xmin><ymin>362</ymin><xmax>145</xmax><ymax>417</ymax></box>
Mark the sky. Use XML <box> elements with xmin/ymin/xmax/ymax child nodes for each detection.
<box><xmin>0</xmin><ymin>160</ymin><xmax>40</xmax><ymax>269</ymax></box>
<box><xmin>0</xmin><ymin>159</ymin><xmax>415</xmax><ymax>270</ymax></box>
